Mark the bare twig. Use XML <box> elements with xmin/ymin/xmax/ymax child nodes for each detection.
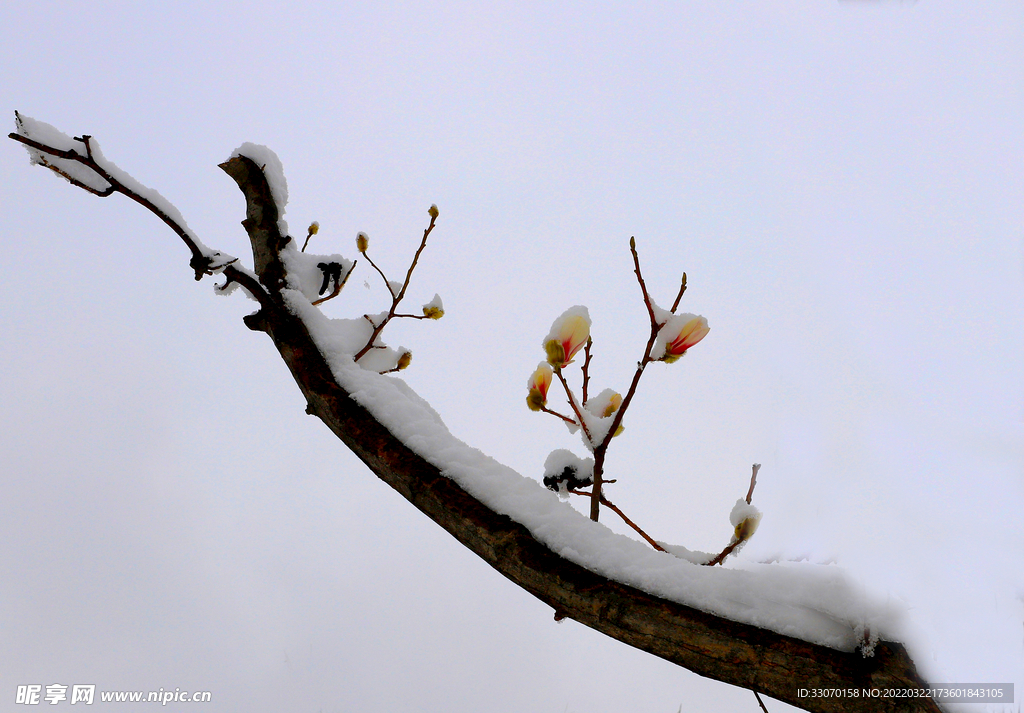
<box><xmin>746</xmin><ymin>463</ymin><xmax>761</xmax><ymax>504</ymax></box>
<box><xmin>581</xmin><ymin>338</ymin><xmax>593</xmax><ymax>406</ymax></box>
<box><xmin>704</xmin><ymin>541</ymin><xmax>740</xmax><ymax>568</ymax></box>
<box><xmin>540</xmin><ymin>405</ymin><xmax>578</xmax><ymax>426</ymax></box>
<box><xmin>554</xmin><ymin>369</ymin><xmax>594</xmax><ymax>444</ymax></box>
<box><xmin>300</xmin><ymin>222</ymin><xmax>318</xmax><ymax>252</ymax></box>
<box><xmin>361</xmin><ymin>250</ymin><xmax>392</xmax><ymax>295</ymax></box>
<box><xmin>630</xmin><ymin>236</ymin><xmax>659</xmax><ymax>333</ymax></box>
<box><xmin>670</xmin><ymin>272</ymin><xmax>687</xmax><ymax>313</ymax></box>
<box><xmin>35</xmin><ymin>158</ymin><xmax>115</xmax><ymax>196</ymax></box>
<box><xmin>570</xmin><ymin>489</ymin><xmax>666</xmax><ymax>552</ymax></box>
<box><xmin>586</xmin><ymin>238</ymin><xmax>665</xmax><ymax>520</ymax></box>
<box><xmin>754</xmin><ymin>690</ymin><xmax>771</xmax><ymax>713</ymax></box>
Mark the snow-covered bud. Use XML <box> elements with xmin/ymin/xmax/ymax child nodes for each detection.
<box><xmin>585</xmin><ymin>389</ymin><xmax>625</xmax><ymax>437</ymax></box>
<box><xmin>422</xmin><ymin>293</ymin><xmax>444</xmax><ymax>320</ymax></box>
<box><xmin>729</xmin><ymin>499</ymin><xmax>762</xmax><ymax>543</ymax></box>
<box><xmin>526</xmin><ymin>363</ymin><xmax>553</xmax><ymax>412</ymax></box>
<box><xmin>599</xmin><ymin>392</ymin><xmax>621</xmax><ymax>418</ymax></box>
<box><xmin>356</xmin><ymin>232</ymin><xmax>369</xmax><ymax>253</ymax></box>
<box><xmin>308</xmin><ymin>221</ymin><xmax>319</xmax><ymax>235</ymax></box>
<box><xmin>395</xmin><ymin>350</ymin><xmax>412</xmax><ymax>371</ymax></box>
<box><xmin>428</xmin><ymin>204</ymin><xmax>439</xmax><ymax>219</ymax></box>
<box><xmin>602</xmin><ymin>392</ymin><xmax>625</xmax><ymax>437</ymax></box>
<box><xmin>544</xmin><ymin>307</ymin><xmax>591</xmax><ymax>369</ymax></box>
<box><xmin>656</xmin><ymin>313</ymin><xmax>709</xmax><ymax>363</ymax></box>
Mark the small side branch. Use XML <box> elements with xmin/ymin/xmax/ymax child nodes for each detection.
<box><xmin>746</xmin><ymin>463</ymin><xmax>761</xmax><ymax>504</ymax></box>
<box><xmin>580</xmin><ymin>338</ymin><xmax>593</xmax><ymax>406</ymax></box>
<box><xmin>554</xmin><ymin>369</ymin><xmax>594</xmax><ymax>444</ymax></box>
<box><xmin>704</xmin><ymin>537</ymin><xmax>742</xmax><ymax>568</ymax></box>
<box><xmin>540</xmin><ymin>405</ymin><xmax>578</xmax><ymax>426</ymax></box>
<box><xmin>353</xmin><ymin>212</ymin><xmax>438</xmax><ymax>362</ymax></box>
<box><xmin>630</xmin><ymin>236</ymin><xmax>659</xmax><ymax>333</ymax></box>
<box><xmin>586</xmin><ymin>237</ymin><xmax>668</xmax><ymax>522</ymax></box>
<box><xmin>570</xmin><ymin>489</ymin><xmax>666</xmax><ymax>553</ymax></box>
<box><xmin>670</xmin><ymin>272</ymin><xmax>687</xmax><ymax>313</ymax></box>
<box><xmin>9</xmin><ymin>127</ymin><xmax>240</xmax><ymax>285</ymax></box>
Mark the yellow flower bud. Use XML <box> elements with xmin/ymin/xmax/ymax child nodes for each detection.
<box><xmin>422</xmin><ymin>305</ymin><xmax>444</xmax><ymax>320</ymax></box>
<box><xmin>544</xmin><ymin>339</ymin><xmax>566</xmax><ymax>369</ymax></box>
<box><xmin>526</xmin><ymin>363</ymin><xmax>553</xmax><ymax>411</ymax></box>
<box><xmin>526</xmin><ymin>389</ymin><xmax>546</xmax><ymax>412</ymax></box>
<box><xmin>600</xmin><ymin>392</ymin><xmax>623</xmax><ymax>418</ymax></box>
<box><xmin>396</xmin><ymin>350</ymin><xmax>412</xmax><ymax>371</ymax></box>
<box><xmin>308</xmin><ymin>221</ymin><xmax>319</xmax><ymax>235</ymax></box>
<box><xmin>733</xmin><ymin>516</ymin><xmax>760</xmax><ymax>543</ymax></box>
<box><xmin>356</xmin><ymin>232</ymin><xmax>369</xmax><ymax>253</ymax></box>
<box><xmin>428</xmin><ymin>204</ymin><xmax>439</xmax><ymax>219</ymax></box>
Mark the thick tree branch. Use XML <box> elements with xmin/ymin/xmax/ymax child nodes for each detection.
<box><xmin>10</xmin><ymin>128</ymin><xmax>943</xmax><ymax>713</ymax></box>
<box><xmin>215</xmin><ymin>157</ymin><xmax>942</xmax><ymax>713</ymax></box>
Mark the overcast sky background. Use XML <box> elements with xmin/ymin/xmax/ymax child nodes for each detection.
<box><xmin>2</xmin><ymin>2</ymin><xmax>1022</xmax><ymax>712</ymax></box>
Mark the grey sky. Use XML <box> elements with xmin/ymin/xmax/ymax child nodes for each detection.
<box><xmin>2</xmin><ymin>2</ymin><xmax>1022</xmax><ymax>711</ymax></box>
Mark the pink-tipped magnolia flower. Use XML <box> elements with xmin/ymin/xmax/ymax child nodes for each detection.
<box><xmin>526</xmin><ymin>363</ymin><xmax>554</xmax><ymax>412</ymax></box>
<box><xmin>658</xmin><ymin>313</ymin><xmax>709</xmax><ymax>363</ymax></box>
<box><xmin>544</xmin><ymin>307</ymin><xmax>591</xmax><ymax>369</ymax></box>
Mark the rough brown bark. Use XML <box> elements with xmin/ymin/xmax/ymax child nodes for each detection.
<box><xmin>218</xmin><ymin>154</ymin><xmax>943</xmax><ymax>713</ymax></box>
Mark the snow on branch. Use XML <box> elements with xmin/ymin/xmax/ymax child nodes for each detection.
<box><xmin>9</xmin><ymin>112</ymin><xmax>242</xmax><ymax>283</ymax></box>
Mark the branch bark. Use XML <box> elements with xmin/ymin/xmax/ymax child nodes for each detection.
<box><xmin>217</xmin><ymin>156</ymin><xmax>942</xmax><ymax>713</ymax></box>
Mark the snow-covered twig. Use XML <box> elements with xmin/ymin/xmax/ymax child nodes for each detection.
<box><xmin>669</xmin><ymin>272</ymin><xmax>687</xmax><ymax>313</ymax></box>
<box><xmin>8</xmin><ymin>115</ymin><xmax>243</xmax><ymax>285</ymax></box>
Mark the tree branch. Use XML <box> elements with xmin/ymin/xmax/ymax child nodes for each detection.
<box><xmin>216</xmin><ymin>160</ymin><xmax>941</xmax><ymax>713</ymax></box>
<box><xmin>10</xmin><ymin>127</ymin><xmax>943</xmax><ymax>713</ymax></box>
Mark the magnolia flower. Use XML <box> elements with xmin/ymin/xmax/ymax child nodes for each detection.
<box><xmin>657</xmin><ymin>313</ymin><xmax>709</xmax><ymax>363</ymax></box>
<box><xmin>544</xmin><ymin>307</ymin><xmax>591</xmax><ymax>369</ymax></box>
<box><xmin>526</xmin><ymin>363</ymin><xmax>553</xmax><ymax>412</ymax></box>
